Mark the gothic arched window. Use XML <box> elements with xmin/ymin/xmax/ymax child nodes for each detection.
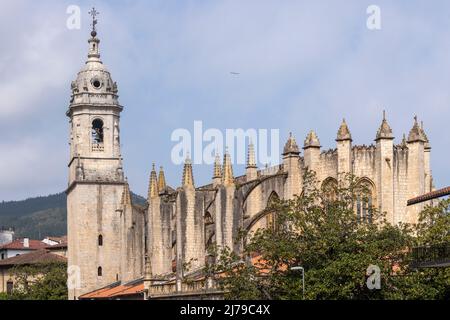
<box><xmin>92</xmin><ymin>119</ymin><xmax>104</xmax><ymax>144</ymax></box>
<box><xmin>98</xmin><ymin>267</ymin><xmax>103</xmax><ymax>277</ymax></box>
<box><xmin>266</xmin><ymin>192</ymin><xmax>279</xmax><ymax>230</ymax></box>
<box><xmin>98</xmin><ymin>235</ymin><xmax>103</xmax><ymax>246</ymax></box>
<box><xmin>355</xmin><ymin>178</ymin><xmax>375</xmax><ymax>223</ymax></box>
<box><xmin>321</xmin><ymin>177</ymin><xmax>338</xmax><ymax>202</ymax></box>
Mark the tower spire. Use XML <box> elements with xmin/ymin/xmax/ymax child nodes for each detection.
<box><xmin>87</xmin><ymin>8</ymin><xmax>101</xmax><ymax>62</ymax></box>
<box><xmin>158</xmin><ymin>166</ymin><xmax>167</xmax><ymax>192</ymax></box>
<box><xmin>246</xmin><ymin>140</ymin><xmax>257</xmax><ymax>169</ymax></box>
<box><xmin>182</xmin><ymin>154</ymin><xmax>195</xmax><ymax>187</ymax></box>
<box><xmin>304</xmin><ymin>130</ymin><xmax>321</xmax><ymax>149</ymax></box>
<box><xmin>407</xmin><ymin>115</ymin><xmax>426</xmax><ymax>143</ymax></box>
<box><xmin>336</xmin><ymin>119</ymin><xmax>352</xmax><ymax>141</ymax></box>
<box><xmin>213</xmin><ymin>153</ymin><xmax>222</xmax><ymax>179</ymax></box>
<box><xmin>222</xmin><ymin>149</ymin><xmax>234</xmax><ymax>186</ymax></box>
<box><xmin>148</xmin><ymin>163</ymin><xmax>158</xmax><ymax>199</ymax></box>
<box><xmin>212</xmin><ymin>153</ymin><xmax>222</xmax><ymax>187</ymax></box>
<box><xmin>400</xmin><ymin>134</ymin><xmax>408</xmax><ymax>148</ymax></box>
<box><xmin>375</xmin><ymin>110</ymin><xmax>394</xmax><ymax>140</ymax></box>
<box><xmin>282</xmin><ymin>133</ymin><xmax>300</xmax><ymax>156</ymax></box>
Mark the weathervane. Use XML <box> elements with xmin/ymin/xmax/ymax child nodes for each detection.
<box><xmin>88</xmin><ymin>7</ymin><xmax>100</xmax><ymax>36</ymax></box>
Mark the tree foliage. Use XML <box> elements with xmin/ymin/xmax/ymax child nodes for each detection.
<box><xmin>207</xmin><ymin>172</ymin><xmax>450</xmax><ymax>300</ymax></box>
<box><xmin>6</xmin><ymin>262</ymin><xmax>67</xmax><ymax>300</ymax></box>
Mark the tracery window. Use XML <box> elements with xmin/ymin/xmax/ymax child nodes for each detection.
<box><xmin>355</xmin><ymin>179</ymin><xmax>375</xmax><ymax>223</ymax></box>
<box><xmin>266</xmin><ymin>192</ymin><xmax>279</xmax><ymax>230</ymax></box>
<box><xmin>321</xmin><ymin>177</ymin><xmax>338</xmax><ymax>202</ymax></box>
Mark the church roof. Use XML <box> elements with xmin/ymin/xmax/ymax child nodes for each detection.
<box><xmin>78</xmin><ymin>278</ymin><xmax>144</xmax><ymax>300</ymax></box>
<box><xmin>0</xmin><ymin>239</ymin><xmax>47</xmax><ymax>251</ymax></box>
<box><xmin>0</xmin><ymin>249</ymin><xmax>66</xmax><ymax>267</ymax></box>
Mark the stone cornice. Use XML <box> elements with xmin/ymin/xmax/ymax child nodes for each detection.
<box><xmin>68</xmin><ymin>156</ymin><xmax>121</xmax><ymax>167</ymax></box>
<box><xmin>66</xmin><ymin>180</ymin><xmax>125</xmax><ymax>194</ymax></box>
<box><xmin>66</xmin><ymin>103</ymin><xmax>123</xmax><ymax>117</ymax></box>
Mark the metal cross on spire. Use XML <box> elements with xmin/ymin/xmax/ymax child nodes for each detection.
<box><xmin>88</xmin><ymin>7</ymin><xmax>100</xmax><ymax>35</ymax></box>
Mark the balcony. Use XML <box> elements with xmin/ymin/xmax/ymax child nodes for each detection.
<box><xmin>411</xmin><ymin>243</ymin><xmax>450</xmax><ymax>268</ymax></box>
<box><xmin>92</xmin><ymin>143</ymin><xmax>104</xmax><ymax>152</ymax></box>
<box><xmin>147</xmin><ymin>277</ymin><xmax>223</xmax><ymax>299</ymax></box>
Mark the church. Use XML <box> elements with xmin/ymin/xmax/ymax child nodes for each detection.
<box><xmin>66</xmin><ymin>24</ymin><xmax>433</xmax><ymax>300</ymax></box>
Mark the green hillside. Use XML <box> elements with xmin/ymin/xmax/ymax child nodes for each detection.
<box><xmin>0</xmin><ymin>192</ymin><xmax>146</xmax><ymax>239</ymax></box>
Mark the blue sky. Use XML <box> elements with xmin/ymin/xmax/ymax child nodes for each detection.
<box><xmin>1</xmin><ymin>0</ymin><xmax>450</xmax><ymax>201</ymax></box>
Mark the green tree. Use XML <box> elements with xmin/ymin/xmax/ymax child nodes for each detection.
<box><xmin>387</xmin><ymin>198</ymin><xmax>450</xmax><ymax>300</ymax></box>
<box><xmin>207</xmin><ymin>172</ymin><xmax>450</xmax><ymax>300</ymax></box>
<box><xmin>8</xmin><ymin>262</ymin><xmax>67</xmax><ymax>300</ymax></box>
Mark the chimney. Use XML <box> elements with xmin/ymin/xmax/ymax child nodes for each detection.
<box><xmin>23</xmin><ymin>238</ymin><xmax>29</xmax><ymax>248</ymax></box>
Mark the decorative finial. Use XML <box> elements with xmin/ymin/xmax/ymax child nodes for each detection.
<box><xmin>148</xmin><ymin>164</ymin><xmax>158</xmax><ymax>199</ymax></box>
<box><xmin>158</xmin><ymin>166</ymin><xmax>167</xmax><ymax>192</ymax></box>
<box><xmin>213</xmin><ymin>153</ymin><xmax>222</xmax><ymax>180</ymax></box>
<box><xmin>247</xmin><ymin>140</ymin><xmax>257</xmax><ymax>169</ymax></box>
<box><xmin>182</xmin><ymin>156</ymin><xmax>195</xmax><ymax>187</ymax></box>
<box><xmin>336</xmin><ymin>118</ymin><xmax>352</xmax><ymax>142</ymax></box>
<box><xmin>185</xmin><ymin>152</ymin><xmax>192</xmax><ymax>164</ymax></box>
<box><xmin>88</xmin><ymin>7</ymin><xmax>100</xmax><ymax>37</ymax></box>
<box><xmin>304</xmin><ymin>130</ymin><xmax>321</xmax><ymax>149</ymax></box>
<box><xmin>407</xmin><ymin>115</ymin><xmax>426</xmax><ymax>143</ymax></box>
<box><xmin>283</xmin><ymin>133</ymin><xmax>300</xmax><ymax>156</ymax></box>
<box><xmin>375</xmin><ymin>111</ymin><xmax>393</xmax><ymax>140</ymax></box>
<box><xmin>222</xmin><ymin>151</ymin><xmax>234</xmax><ymax>186</ymax></box>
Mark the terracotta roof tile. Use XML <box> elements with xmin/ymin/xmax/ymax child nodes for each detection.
<box><xmin>79</xmin><ymin>279</ymin><xmax>144</xmax><ymax>299</ymax></box>
<box><xmin>407</xmin><ymin>186</ymin><xmax>450</xmax><ymax>206</ymax></box>
<box><xmin>0</xmin><ymin>239</ymin><xmax>47</xmax><ymax>250</ymax></box>
<box><xmin>0</xmin><ymin>249</ymin><xmax>66</xmax><ymax>267</ymax></box>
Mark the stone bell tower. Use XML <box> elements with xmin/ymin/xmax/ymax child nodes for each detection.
<box><xmin>66</xmin><ymin>10</ymin><xmax>125</xmax><ymax>300</ymax></box>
